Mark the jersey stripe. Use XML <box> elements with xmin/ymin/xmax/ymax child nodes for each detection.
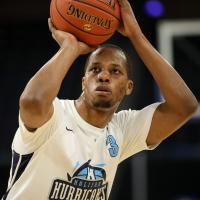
<box><xmin>2</xmin><ymin>150</ymin><xmax>34</xmax><ymax>199</ymax></box>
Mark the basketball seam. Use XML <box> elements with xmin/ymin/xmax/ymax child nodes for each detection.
<box><xmin>73</xmin><ymin>0</ymin><xmax>120</xmax><ymax>21</ymax></box>
<box><xmin>54</xmin><ymin>0</ymin><xmax>118</xmax><ymax>36</ymax></box>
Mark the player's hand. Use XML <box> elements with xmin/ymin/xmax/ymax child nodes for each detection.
<box><xmin>117</xmin><ymin>0</ymin><xmax>142</xmax><ymax>38</ymax></box>
<box><xmin>48</xmin><ymin>18</ymin><xmax>96</xmax><ymax>55</ymax></box>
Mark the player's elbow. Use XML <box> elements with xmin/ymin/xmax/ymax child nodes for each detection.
<box><xmin>180</xmin><ymin>96</ymin><xmax>198</xmax><ymax>119</ymax></box>
<box><xmin>19</xmin><ymin>93</ymin><xmax>46</xmax><ymax>116</ymax></box>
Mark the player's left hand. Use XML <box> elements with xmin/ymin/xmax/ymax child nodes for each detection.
<box><xmin>117</xmin><ymin>0</ymin><xmax>142</xmax><ymax>38</ymax></box>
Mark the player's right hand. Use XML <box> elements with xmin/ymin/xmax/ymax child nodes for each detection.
<box><xmin>48</xmin><ymin>18</ymin><xmax>96</xmax><ymax>55</ymax></box>
<box><xmin>117</xmin><ymin>0</ymin><xmax>142</xmax><ymax>39</ymax></box>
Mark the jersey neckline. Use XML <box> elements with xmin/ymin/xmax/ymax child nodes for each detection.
<box><xmin>69</xmin><ymin>100</ymin><xmax>107</xmax><ymax>136</ymax></box>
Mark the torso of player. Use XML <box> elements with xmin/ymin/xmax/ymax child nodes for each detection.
<box><xmin>7</xmin><ymin>100</ymin><xmax>123</xmax><ymax>200</ymax></box>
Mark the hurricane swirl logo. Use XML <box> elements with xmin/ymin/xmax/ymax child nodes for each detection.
<box><xmin>49</xmin><ymin>160</ymin><xmax>108</xmax><ymax>200</ymax></box>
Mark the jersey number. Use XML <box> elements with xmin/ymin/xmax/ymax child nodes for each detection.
<box><xmin>106</xmin><ymin>135</ymin><xmax>119</xmax><ymax>157</ymax></box>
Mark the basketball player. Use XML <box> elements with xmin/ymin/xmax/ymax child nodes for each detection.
<box><xmin>2</xmin><ymin>0</ymin><xmax>198</xmax><ymax>199</ymax></box>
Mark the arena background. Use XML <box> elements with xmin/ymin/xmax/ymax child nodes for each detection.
<box><xmin>0</xmin><ymin>0</ymin><xmax>200</xmax><ymax>199</ymax></box>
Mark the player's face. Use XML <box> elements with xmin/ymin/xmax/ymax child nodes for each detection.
<box><xmin>82</xmin><ymin>47</ymin><xmax>133</xmax><ymax>110</ymax></box>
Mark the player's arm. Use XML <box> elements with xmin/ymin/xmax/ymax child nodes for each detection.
<box><xmin>117</xmin><ymin>0</ymin><xmax>198</xmax><ymax>145</ymax></box>
<box><xmin>20</xmin><ymin>19</ymin><xmax>94</xmax><ymax>131</ymax></box>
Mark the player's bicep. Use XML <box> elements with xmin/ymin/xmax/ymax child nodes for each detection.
<box><xmin>146</xmin><ymin>102</ymin><xmax>188</xmax><ymax>146</ymax></box>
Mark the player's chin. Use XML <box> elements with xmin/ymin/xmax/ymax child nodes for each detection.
<box><xmin>92</xmin><ymin>99</ymin><xmax>113</xmax><ymax>109</ymax></box>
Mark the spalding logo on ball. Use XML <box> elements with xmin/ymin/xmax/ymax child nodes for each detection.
<box><xmin>50</xmin><ymin>0</ymin><xmax>121</xmax><ymax>45</ymax></box>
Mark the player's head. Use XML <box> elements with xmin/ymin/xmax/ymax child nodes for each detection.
<box><xmin>82</xmin><ymin>44</ymin><xmax>134</xmax><ymax>111</ymax></box>
<box><xmin>84</xmin><ymin>44</ymin><xmax>133</xmax><ymax>79</ymax></box>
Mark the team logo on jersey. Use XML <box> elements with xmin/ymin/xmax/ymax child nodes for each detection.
<box><xmin>49</xmin><ymin>160</ymin><xmax>108</xmax><ymax>200</ymax></box>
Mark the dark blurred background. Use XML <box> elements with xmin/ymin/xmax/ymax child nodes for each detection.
<box><xmin>0</xmin><ymin>0</ymin><xmax>200</xmax><ymax>199</ymax></box>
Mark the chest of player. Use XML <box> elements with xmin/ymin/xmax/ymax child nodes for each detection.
<box><xmin>43</xmin><ymin>120</ymin><xmax>122</xmax><ymax>170</ymax></box>
<box><xmin>35</xmin><ymin>121</ymin><xmax>122</xmax><ymax>199</ymax></box>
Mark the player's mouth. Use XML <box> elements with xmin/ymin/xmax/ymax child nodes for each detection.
<box><xmin>95</xmin><ymin>86</ymin><xmax>112</xmax><ymax>95</ymax></box>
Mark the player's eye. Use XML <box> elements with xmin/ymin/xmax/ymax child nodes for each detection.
<box><xmin>111</xmin><ymin>68</ymin><xmax>120</xmax><ymax>75</ymax></box>
<box><xmin>91</xmin><ymin>66</ymin><xmax>101</xmax><ymax>74</ymax></box>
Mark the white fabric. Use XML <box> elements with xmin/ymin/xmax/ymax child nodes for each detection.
<box><xmin>5</xmin><ymin>98</ymin><xmax>160</xmax><ymax>200</ymax></box>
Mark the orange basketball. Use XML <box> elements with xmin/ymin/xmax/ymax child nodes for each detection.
<box><xmin>50</xmin><ymin>0</ymin><xmax>121</xmax><ymax>45</ymax></box>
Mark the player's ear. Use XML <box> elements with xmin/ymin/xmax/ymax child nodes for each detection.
<box><xmin>125</xmin><ymin>80</ymin><xmax>133</xmax><ymax>96</ymax></box>
<box><xmin>82</xmin><ymin>76</ymin><xmax>85</xmax><ymax>91</ymax></box>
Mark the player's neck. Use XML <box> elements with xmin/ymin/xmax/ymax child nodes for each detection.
<box><xmin>75</xmin><ymin>98</ymin><xmax>117</xmax><ymax>129</ymax></box>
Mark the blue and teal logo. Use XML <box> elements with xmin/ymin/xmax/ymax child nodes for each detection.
<box><xmin>49</xmin><ymin>160</ymin><xmax>108</xmax><ymax>200</ymax></box>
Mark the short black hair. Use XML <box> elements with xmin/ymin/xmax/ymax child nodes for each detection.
<box><xmin>84</xmin><ymin>44</ymin><xmax>133</xmax><ymax>79</ymax></box>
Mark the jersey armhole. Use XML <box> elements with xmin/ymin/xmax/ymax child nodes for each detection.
<box><xmin>13</xmin><ymin>99</ymin><xmax>60</xmax><ymax>154</ymax></box>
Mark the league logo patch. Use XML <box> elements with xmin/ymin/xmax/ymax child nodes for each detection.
<box><xmin>49</xmin><ymin>160</ymin><xmax>108</xmax><ymax>200</ymax></box>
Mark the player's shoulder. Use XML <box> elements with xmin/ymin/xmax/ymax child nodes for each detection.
<box><xmin>111</xmin><ymin>103</ymin><xmax>161</xmax><ymax>126</ymax></box>
<box><xmin>113</xmin><ymin>109</ymin><xmax>136</xmax><ymax>121</ymax></box>
<box><xmin>54</xmin><ymin>97</ymin><xmax>73</xmax><ymax>111</ymax></box>
<box><xmin>110</xmin><ymin>109</ymin><xmax>136</xmax><ymax>130</ymax></box>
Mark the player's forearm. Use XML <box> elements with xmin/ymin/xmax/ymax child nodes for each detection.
<box><xmin>20</xmin><ymin>46</ymin><xmax>78</xmax><ymax>108</ymax></box>
<box><xmin>129</xmin><ymin>31</ymin><xmax>198</xmax><ymax>115</ymax></box>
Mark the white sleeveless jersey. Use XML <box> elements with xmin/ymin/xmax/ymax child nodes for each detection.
<box><xmin>3</xmin><ymin>98</ymin><xmax>160</xmax><ymax>200</ymax></box>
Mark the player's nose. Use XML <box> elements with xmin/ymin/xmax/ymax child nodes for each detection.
<box><xmin>98</xmin><ymin>70</ymin><xmax>110</xmax><ymax>83</ymax></box>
